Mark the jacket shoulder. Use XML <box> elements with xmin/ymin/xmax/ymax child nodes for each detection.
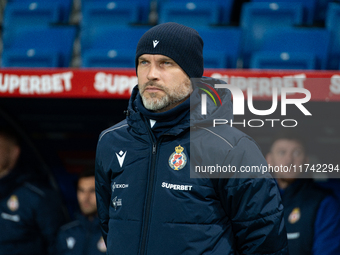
<box><xmin>98</xmin><ymin>119</ymin><xmax>128</xmax><ymax>142</ymax></box>
<box><xmin>22</xmin><ymin>182</ymin><xmax>47</xmax><ymax>198</ymax></box>
<box><xmin>60</xmin><ymin>220</ymin><xmax>81</xmax><ymax>232</ymax></box>
<box><xmin>196</xmin><ymin>124</ymin><xmax>261</xmax><ymax>152</ymax></box>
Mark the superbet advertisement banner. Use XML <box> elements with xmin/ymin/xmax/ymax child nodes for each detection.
<box><xmin>0</xmin><ymin>68</ymin><xmax>340</xmax><ymax>101</ymax></box>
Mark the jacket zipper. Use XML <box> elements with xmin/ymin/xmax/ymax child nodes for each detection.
<box><xmin>139</xmin><ymin>139</ymin><xmax>160</xmax><ymax>255</ymax></box>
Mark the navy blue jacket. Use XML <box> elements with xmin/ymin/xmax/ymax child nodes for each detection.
<box><xmin>55</xmin><ymin>214</ymin><xmax>107</xmax><ymax>255</ymax></box>
<box><xmin>0</xmin><ymin>168</ymin><xmax>66</xmax><ymax>255</ymax></box>
<box><xmin>95</xmin><ymin>78</ymin><xmax>288</xmax><ymax>254</ymax></box>
<box><xmin>281</xmin><ymin>180</ymin><xmax>340</xmax><ymax>255</ymax></box>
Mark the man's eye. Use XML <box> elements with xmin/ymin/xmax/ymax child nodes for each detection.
<box><xmin>139</xmin><ymin>60</ymin><xmax>148</xmax><ymax>65</ymax></box>
<box><xmin>292</xmin><ymin>150</ymin><xmax>302</xmax><ymax>157</ymax></box>
<box><xmin>277</xmin><ymin>151</ymin><xmax>285</xmax><ymax>156</ymax></box>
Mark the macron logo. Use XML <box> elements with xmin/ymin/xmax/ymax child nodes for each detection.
<box><xmin>153</xmin><ymin>40</ymin><xmax>159</xmax><ymax>48</ymax></box>
<box><xmin>116</xmin><ymin>150</ymin><xmax>127</xmax><ymax>167</ymax></box>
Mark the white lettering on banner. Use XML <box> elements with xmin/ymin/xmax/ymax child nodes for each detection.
<box><xmin>0</xmin><ymin>72</ymin><xmax>73</xmax><ymax>94</ymax></box>
<box><xmin>94</xmin><ymin>72</ymin><xmax>137</xmax><ymax>94</ymax></box>
<box><xmin>330</xmin><ymin>75</ymin><xmax>340</xmax><ymax>94</ymax></box>
<box><xmin>210</xmin><ymin>73</ymin><xmax>306</xmax><ymax>96</ymax></box>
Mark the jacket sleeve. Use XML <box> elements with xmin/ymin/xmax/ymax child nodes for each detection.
<box><xmin>313</xmin><ymin>195</ymin><xmax>340</xmax><ymax>255</ymax></box>
<box><xmin>35</xmin><ymin>188</ymin><xmax>67</xmax><ymax>255</ymax></box>
<box><xmin>54</xmin><ymin>229</ymin><xmax>68</xmax><ymax>255</ymax></box>
<box><xmin>218</xmin><ymin>137</ymin><xmax>288</xmax><ymax>254</ymax></box>
<box><xmin>95</xmin><ymin>142</ymin><xmax>111</xmax><ymax>244</ymax></box>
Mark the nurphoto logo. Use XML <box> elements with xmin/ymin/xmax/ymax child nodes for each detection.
<box><xmin>198</xmin><ymin>81</ymin><xmax>312</xmax><ymax>128</ymax></box>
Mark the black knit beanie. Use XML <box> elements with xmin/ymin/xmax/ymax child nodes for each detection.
<box><xmin>135</xmin><ymin>22</ymin><xmax>204</xmax><ymax>78</ymax></box>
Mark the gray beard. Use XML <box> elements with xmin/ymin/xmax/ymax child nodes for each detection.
<box><xmin>141</xmin><ymin>92</ymin><xmax>189</xmax><ymax>111</ymax></box>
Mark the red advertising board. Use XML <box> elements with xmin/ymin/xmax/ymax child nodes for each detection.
<box><xmin>0</xmin><ymin>68</ymin><xmax>340</xmax><ymax>101</ymax></box>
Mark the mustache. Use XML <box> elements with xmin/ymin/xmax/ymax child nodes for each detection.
<box><xmin>141</xmin><ymin>81</ymin><xmax>165</xmax><ymax>92</ymax></box>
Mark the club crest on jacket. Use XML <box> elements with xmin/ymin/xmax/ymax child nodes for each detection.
<box><xmin>288</xmin><ymin>207</ymin><xmax>301</xmax><ymax>224</ymax></box>
<box><xmin>7</xmin><ymin>195</ymin><xmax>19</xmax><ymax>212</ymax></box>
<box><xmin>168</xmin><ymin>145</ymin><xmax>187</xmax><ymax>170</ymax></box>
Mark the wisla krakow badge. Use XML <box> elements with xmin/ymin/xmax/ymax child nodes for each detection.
<box><xmin>288</xmin><ymin>207</ymin><xmax>301</xmax><ymax>224</ymax></box>
<box><xmin>169</xmin><ymin>145</ymin><xmax>187</xmax><ymax>170</ymax></box>
<box><xmin>7</xmin><ymin>195</ymin><xmax>19</xmax><ymax>211</ymax></box>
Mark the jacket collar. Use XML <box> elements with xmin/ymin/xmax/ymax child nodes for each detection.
<box><xmin>126</xmin><ymin>77</ymin><xmax>233</xmax><ymax>136</ymax></box>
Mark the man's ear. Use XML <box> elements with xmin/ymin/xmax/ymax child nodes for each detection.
<box><xmin>9</xmin><ymin>145</ymin><xmax>20</xmax><ymax>169</ymax></box>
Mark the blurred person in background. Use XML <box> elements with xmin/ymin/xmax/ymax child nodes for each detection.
<box><xmin>266</xmin><ymin>130</ymin><xmax>340</xmax><ymax>255</ymax></box>
<box><xmin>0</xmin><ymin>127</ymin><xmax>66</xmax><ymax>255</ymax></box>
<box><xmin>55</xmin><ymin>168</ymin><xmax>106</xmax><ymax>255</ymax></box>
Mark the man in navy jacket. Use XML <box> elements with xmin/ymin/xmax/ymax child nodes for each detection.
<box><xmin>267</xmin><ymin>131</ymin><xmax>340</xmax><ymax>255</ymax></box>
<box><xmin>95</xmin><ymin>22</ymin><xmax>288</xmax><ymax>254</ymax></box>
<box><xmin>0</xmin><ymin>127</ymin><xmax>66</xmax><ymax>255</ymax></box>
<box><xmin>56</xmin><ymin>168</ymin><xmax>106</xmax><ymax>255</ymax></box>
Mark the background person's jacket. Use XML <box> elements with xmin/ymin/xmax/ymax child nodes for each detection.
<box><xmin>95</xmin><ymin>77</ymin><xmax>288</xmax><ymax>255</ymax></box>
<box><xmin>0</xmin><ymin>168</ymin><xmax>66</xmax><ymax>255</ymax></box>
<box><xmin>281</xmin><ymin>179</ymin><xmax>340</xmax><ymax>255</ymax></box>
<box><xmin>55</xmin><ymin>214</ymin><xmax>107</xmax><ymax>255</ymax></box>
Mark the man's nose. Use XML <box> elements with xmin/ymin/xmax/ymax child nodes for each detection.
<box><xmin>283</xmin><ymin>153</ymin><xmax>294</xmax><ymax>165</ymax></box>
<box><xmin>147</xmin><ymin>63</ymin><xmax>160</xmax><ymax>80</ymax></box>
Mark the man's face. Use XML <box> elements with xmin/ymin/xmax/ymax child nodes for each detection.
<box><xmin>77</xmin><ymin>176</ymin><xmax>97</xmax><ymax>216</ymax></box>
<box><xmin>137</xmin><ymin>54</ymin><xmax>192</xmax><ymax>113</ymax></box>
<box><xmin>267</xmin><ymin>139</ymin><xmax>308</xmax><ymax>181</ymax></box>
<box><xmin>0</xmin><ymin>135</ymin><xmax>20</xmax><ymax>178</ymax></box>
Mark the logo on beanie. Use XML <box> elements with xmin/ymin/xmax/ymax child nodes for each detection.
<box><xmin>153</xmin><ymin>40</ymin><xmax>159</xmax><ymax>48</ymax></box>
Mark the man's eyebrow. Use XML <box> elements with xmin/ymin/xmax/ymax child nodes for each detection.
<box><xmin>138</xmin><ymin>57</ymin><xmax>148</xmax><ymax>61</ymax></box>
<box><xmin>158</xmin><ymin>57</ymin><xmax>173</xmax><ymax>62</ymax></box>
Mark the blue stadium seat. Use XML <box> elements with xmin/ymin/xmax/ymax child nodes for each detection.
<box><xmin>240</xmin><ymin>2</ymin><xmax>304</xmax><ymax>68</ymax></box>
<box><xmin>81</xmin><ymin>2</ymin><xmax>140</xmax><ymax>29</ymax></box>
<box><xmin>2</xmin><ymin>49</ymin><xmax>60</xmax><ymax>68</ymax></box>
<box><xmin>314</xmin><ymin>0</ymin><xmax>334</xmax><ymax>24</ymax></box>
<box><xmin>250</xmin><ymin>52</ymin><xmax>316</xmax><ymax>70</ymax></box>
<box><xmin>81</xmin><ymin>26</ymin><xmax>149</xmax><ymax>54</ymax></box>
<box><xmin>157</xmin><ymin>0</ymin><xmax>234</xmax><ymax>25</ymax></box>
<box><xmin>2</xmin><ymin>26</ymin><xmax>77</xmax><ymax>67</ymax></box>
<box><xmin>196</xmin><ymin>27</ymin><xmax>242</xmax><ymax>68</ymax></box>
<box><xmin>158</xmin><ymin>1</ymin><xmax>220</xmax><ymax>27</ymax></box>
<box><xmin>251</xmin><ymin>0</ymin><xmax>317</xmax><ymax>25</ymax></box>
<box><xmin>82</xmin><ymin>49</ymin><xmax>136</xmax><ymax>68</ymax></box>
<box><xmin>3</xmin><ymin>2</ymin><xmax>61</xmax><ymax>30</ymax></box>
<box><xmin>203</xmin><ymin>51</ymin><xmax>228</xmax><ymax>69</ymax></box>
<box><xmin>80</xmin><ymin>27</ymin><xmax>150</xmax><ymax>68</ymax></box>
<box><xmin>255</xmin><ymin>28</ymin><xmax>330</xmax><ymax>70</ymax></box>
<box><xmin>6</xmin><ymin>0</ymin><xmax>73</xmax><ymax>23</ymax></box>
<box><xmin>81</xmin><ymin>0</ymin><xmax>150</xmax><ymax>23</ymax></box>
<box><xmin>326</xmin><ymin>3</ymin><xmax>340</xmax><ymax>70</ymax></box>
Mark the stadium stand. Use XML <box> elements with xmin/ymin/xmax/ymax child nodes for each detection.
<box><xmin>81</xmin><ymin>1</ymin><xmax>140</xmax><ymax>29</ymax></box>
<box><xmin>196</xmin><ymin>27</ymin><xmax>242</xmax><ymax>68</ymax></box>
<box><xmin>2</xmin><ymin>26</ymin><xmax>77</xmax><ymax>67</ymax></box>
<box><xmin>252</xmin><ymin>28</ymin><xmax>330</xmax><ymax>70</ymax></box>
<box><xmin>240</xmin><ymin>2</ymin><xmax>304</xmax><ymax>68</ymax></box>
<box><xmin>314</xmin><ymin>0</ymin><xmax>334</xmax><ymax>24</ymax></box>
<box><xmin>4</xmin><ymin>0</ymin><xmax>73</xmax><ymax>24</ymax></box>
<box><xmin>81</xmin><ymin>0</ymin><xmax>151</xmax><ymax>24</ymax></box>
<box><xmin>80</xmin><ymin>26</ymin><xmax>150</xmax><ymax>67</ymax></box>
<box><xmin>157</xmin><ymin>0</ymin><xmax>234</xmax><ymax>25</ymax></box>
<box><xmin>3</xmin><ymin>2</ymin><xmax>62</xmax><ymax>30</ymax></box>
<box><xmin>158</xmin><ymin>1</ymin><xmax>220</xmax><ymax>27</ymax></box>
<box><xmin>82</xmin><ymin>49</ymin><xmax>136</xmax><ymax>68</ymax></box>
<box><xmin>251</xmin><ymin>0</ymin><xmax>317</xmax><ymax>25</ymax></box>
<box><xmin>325</xmin><ymin>3</ymin><xmax>340</xmax><ymax>70</ymax></box>
<box><xmin>250</xmin><ymin>52</ymin><xmax>316</xmax><ymax>70</ymax></box>
<box><xmin>0</xmin><ymin>0</ymin><xmax>339</xmax><ymax>70</ymax></box>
